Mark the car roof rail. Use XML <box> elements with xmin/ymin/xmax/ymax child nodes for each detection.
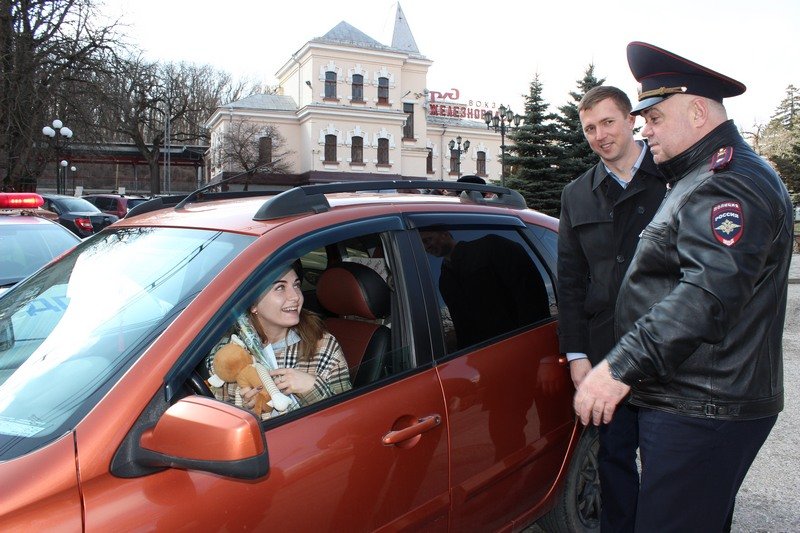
<box><xmin>253</xmin><ymin>180</ymin><xmax>527</xmax><ymax>221</ymax></box>
<box><xmin>124</xmin><ymin>169</ymin><xmax>285</xmax><ymax>219</ymax></box>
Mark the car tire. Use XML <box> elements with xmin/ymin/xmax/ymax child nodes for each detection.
<box><xmin>537</xmin><ymin>426</ymin><xmax>601</xmax><ymax>533</ymax></box>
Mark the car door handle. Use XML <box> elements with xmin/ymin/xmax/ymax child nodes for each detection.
<box><xmin>382</xmin><ymin>415</ymin><xmax>442</xmax><ymax>445</ymax></box>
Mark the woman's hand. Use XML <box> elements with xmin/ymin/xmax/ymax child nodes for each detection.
<box><xmin>240</xmin><ymin>386</ymin><xmax>262</xmax><ymax>410</ymax></box>
<box><xmin>270</xmin><ymin>368</ymin><xmax>315</xmax><ymax>395</ymax></box>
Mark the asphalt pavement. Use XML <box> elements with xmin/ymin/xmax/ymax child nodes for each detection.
<box><xmin>732</xmin><ymin>252</ymin><xmax>800</xmax><ymax>532</ymax></box>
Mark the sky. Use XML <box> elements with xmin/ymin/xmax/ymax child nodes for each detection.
<box><xmin>100</xmin><ymin>0</ymin><xmax>799</xmax><ymax>131</ymax></box>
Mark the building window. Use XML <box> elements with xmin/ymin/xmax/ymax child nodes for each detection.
<box><xmin>426</xmin><ymin>148</ymin><xmax>433</xmax><ymax>174</ymax></box>
<box><xmin>258</xmin><ymin>137</ymin><xmax>272</xmax><ymax>168</ymax></box>
<box><xmin>351</xmin><ymin>136</ymin><xmax>363</xmax><ymax>164</ymax></box>
<box><xmin>352</xmin><ymin>74</ymin><xmax>363</xmax><ymax>101</ymax></box>
<box><xmin>325</xmin><ymin>134</ymin><xmax>337</xmax><ymax>162</ymax></box>
<box><xmin>325</xmin><ymin>71</ymin><xmax>337</xmax><ymax>99</ymax></box>
<box><xmin>477</xmin><ymin>151</ymin><xmax>486</xmax><ymax>175</ymax></box>
<box><xmin>450</xmin><ymin>149</ymin><xmax>459</xmax><ymax>174</ymax></box>
<box><xmin>378</xmin><ymin>77</ymin><xmax>389</xmax><ymax>104</ymax></box>
<box><xmin>377</xmin><ymin>138</ymin><xmax>389</xmax><ymax>165</ymax></box>
<box><xmin>403</xmin><ymin>103</ymin><xmax>414</xmax><ymax>139</ymax></box>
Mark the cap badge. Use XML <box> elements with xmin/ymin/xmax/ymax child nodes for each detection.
<box><xmin>711</xmin><ymin>201</ymin><xmax>743</xmax><ymax>247</ymax></box>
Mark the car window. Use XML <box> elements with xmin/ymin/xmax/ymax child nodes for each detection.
<box><xmin>126</xmin><ymin>198</ymin><xmax>148</xmax><ymax>211</ymax></box>
<box><xmin>0</xmin><ymin>222</ymin><xmax>79</xmax><ymax>286</ymax></box>
<box><xmin>193</xmin><ymin>227</ymin><xmax>413</xmax><ymax>425</ymax></box>
<box><xmin>58</xmin><ymin>197</ymin><xmax>101</xmax><ymax>213</ymax></box>
<box><xmin>418</xmin><ymin>225</ymin><xmax>554</xmax><ymax>355</ymax></box>
<box><xmin>0</xmin><ymin>227</ymin><xmax>254</xmax><ymax>459</ymax></box>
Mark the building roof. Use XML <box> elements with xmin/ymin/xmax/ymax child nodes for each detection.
<box><xmin>312</xmin><ymin>5</ymin><xmax>427</xmax><ymax>60</ymax></box>
<box><xmin>224</xmin><ymin>94</ymin><xmax>298</xmax><ymax>111</ymax></box>
<box><xmin>391</xmin><ymin>4</ymin><xmax>419</xmax><ymax>54</ymax></box>
<box><xmin>313</xmin><ymin>21</ymin><xmax>391</xmax><ymax>52</ymax></box>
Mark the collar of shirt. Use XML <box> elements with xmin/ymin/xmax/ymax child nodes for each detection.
<box><xmin>269</xmin><ymin>329</ymin><xmax>301</xmax><ymax>352</ymax></box>
<box><xmin>603</xmin><ymin>140</ymin><xmax>647</xmax><ymax>189</ymax></box>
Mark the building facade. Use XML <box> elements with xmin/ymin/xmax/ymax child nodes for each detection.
<box><xmin>205</xmin><ymin>5</ymin><xmax>511</xmax><ymax>186</ymax></box>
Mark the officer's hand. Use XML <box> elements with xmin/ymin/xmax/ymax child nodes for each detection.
<box><xmin>573</xmin><ymin>360</ymin><xmax>630</xmax><ymax>426</ymax></box>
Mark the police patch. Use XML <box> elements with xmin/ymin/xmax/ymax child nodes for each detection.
<box><xmin>711</xmin><ymin>201</ymin><xmax>743</xmax><ymax>246</ymax></box>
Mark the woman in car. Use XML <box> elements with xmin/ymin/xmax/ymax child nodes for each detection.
<box><xmin>206</xmin><ymin>260</ymin><xmax>351</xmax><ymax>418</ymax></box>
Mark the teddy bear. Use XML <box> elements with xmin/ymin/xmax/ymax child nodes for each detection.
<box><xmin>210</xmin><ymin>342</ymin><xmax>291</xmax><ymax>415</ymax></box>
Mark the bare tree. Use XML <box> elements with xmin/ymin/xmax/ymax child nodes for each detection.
<box><xmin>0</xmin><ymin>0</ymin><xmax>119</xmax><ymax>190</ymax></box>
<box><xmin>212</xmin><ymin>120</ymin><xmax>293</xmax><ymax>190</ymax></box>
<box><xmin>92</xmin><ymin>56</ymin><xmax>248</xmax><ymax>194</ymax></box>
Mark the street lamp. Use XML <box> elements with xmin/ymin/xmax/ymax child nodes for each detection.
<box><xmin>42</xmin><ymin>119</ymin><xmax>73</xmax><ymax>195</ymax></box>
<box><xmin>483</xmin><ymin>105</ymin><xmax>522</xmax><ymax>187</ymax></box>
<box><xmin>448</xmin><ymin>135</ymin><xmax>470</xmax><ymax>178</ymax></box>
<box><xmin>69</xmin><ymin>165</ymin><xmax>77</xmax><ymax>195</ymax></box>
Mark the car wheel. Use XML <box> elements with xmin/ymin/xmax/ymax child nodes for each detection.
<box><xmin>537</xmin><ymin>426</ymin><xmax>601</xmax><ymax>533</ymax></box>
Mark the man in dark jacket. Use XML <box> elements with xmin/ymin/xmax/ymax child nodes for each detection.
<box><xmin>558</xmin><ymin>85</ymin><xmax>665</xmax><ymax>532</ymax></box>
<box><xmin>575</xmin><ymin>42</ymin><xmax>792</xmax><ymax>532</ymax></box>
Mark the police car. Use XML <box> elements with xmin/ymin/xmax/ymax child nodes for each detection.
<box><xmin>0</xmin><ymin>192</ymin><xmax>81</xmax><ymax>296</ymax></box>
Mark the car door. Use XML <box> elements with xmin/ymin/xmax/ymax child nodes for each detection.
<box><xmin>82</xmin><ymin>216</ymin><xmax>450</xmax><ymax>532</ymax></box>
<box><xmin>408</xmin><ymin>212</ymin><xmax>575</xmax><ymax>531</ymax></box>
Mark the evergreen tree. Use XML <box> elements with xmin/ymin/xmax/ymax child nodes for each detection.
<box><xmin>759</xmin><ymin>84</ymin><xmax>800</xmax><ymax>197</ymax></box>
<box><xmin>505</xmin><ymin>74</ymin><xmax>565</xmax><ymax>217</ymax></box>
<box><xmin>554</xmin><ymin>64</ymin><xmax>605</xmax><ymax>181</ymax></box>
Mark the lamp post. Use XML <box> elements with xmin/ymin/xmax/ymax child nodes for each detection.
<box><xmin>483</xmin><ymin>105</ymin><xmax>522</xmax><ymax>187</ymax></box>
<box><xmin>42</xmin><ymin>119</ymin><xmax>73</xmax><ymax>195</ymax></box>
<box><xmin>448</xmin><ymin>135</ymin><xmax>470</xmax><ymax>178</ymax></box>
<box><xmin>69</xmin><ymin>165</ymin><xmax>77</xmax><ymax>195</ymax></box>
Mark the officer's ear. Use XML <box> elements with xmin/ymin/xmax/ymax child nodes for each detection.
<box><xmin>690</xmin><ymin>97</ymin><xmax>710</xmax><ymax>127</ymax></box>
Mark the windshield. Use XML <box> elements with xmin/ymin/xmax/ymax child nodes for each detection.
<box><xmin>0</xmin><ymin>227</ymin><xmax>253</xmax><ymax>458</ymax></box>
<box><xmin>0</xmin><ymin>222</ymin><xmax>80</xmax><ymax>287</ymax></box>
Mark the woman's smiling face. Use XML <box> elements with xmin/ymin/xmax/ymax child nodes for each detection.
<box><xmin>252</xmin><ymin>267</ymin><xmax>304</xmax><ymax>342</ymax></box>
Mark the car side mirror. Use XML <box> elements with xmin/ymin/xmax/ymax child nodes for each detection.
<box><xmin>134</xmin><ymin>396</ymin><xmax>269</xmax><ymax>480</ymax></box>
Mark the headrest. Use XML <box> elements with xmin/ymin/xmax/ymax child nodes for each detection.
<box><xmin>317</xmin><ymin>262</ymin><xmax>390</xmax><ymax>319</ymax></box>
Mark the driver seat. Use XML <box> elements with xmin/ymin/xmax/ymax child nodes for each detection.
<box><xmin>316</xmin><ymin>262</ymin><xmax>391</xmax><ymax>388</ymax></box>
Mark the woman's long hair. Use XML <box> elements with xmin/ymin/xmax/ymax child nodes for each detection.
<box><xmin>250</xmin><ymin>259</ymin><xmax>325</xmax><ymax>362</ymax></box>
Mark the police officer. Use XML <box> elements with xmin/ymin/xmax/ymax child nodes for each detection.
<box><xmin>558</xmin><ymin>85</ymin><xmax>665</xmax><ymax>532</ymax></box>
<box><xmin>574</xmin><ymin>42</ymin><xmax>793</xmax><ymax>531</ymax></box>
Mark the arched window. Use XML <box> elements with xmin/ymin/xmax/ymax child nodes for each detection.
<box><xmin>426</xmin><ymin>148</ymin><xmax>433</xmax><ymax>174</ymax></box>
<box><xmin>477</xmin><ymin>151</ymin><xmax>486</xmax><ymax>176</ymax></box>
<box><xmin>450</xmin><ymin>149</ymin><xmax>459</xmax><ymax>174</ymax></box>
<box><xmin>378</xmin><ymin>77</ymin><xmax>389</xmax><ymax>104</ymax></box>
<box><xmin>325</xmin><ymin>71</ymin><xmax>337</xmax><ymax>99</ymax></box>
<box><xmin>258</xmin><ymin>137</ymin><xmax>272</xmax><ymax>168</ymax></box>
<box><xmin>351</xmin><ymin>136</ymin><xmax>363</xmax><ymax>164</ymax></box>
<box><xmin>324</xmin><ymin>134</ymin><xmax>337</xmax><ymax>162</ymax></box>
<box><xmin>352</xmin><ymin>74</ymin><xmax>363</xmax><ymax>102</ymax></box>
<box><xmin>377</xmin><ymin>138</ymin><xmax>389</xmax><ymax>165</ymax></box>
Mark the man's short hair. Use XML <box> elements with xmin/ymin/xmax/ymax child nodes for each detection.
<box><xmin>579</xmin><ymin>86</ymin><xmax>633</xmax><ymax>115</ymax></box>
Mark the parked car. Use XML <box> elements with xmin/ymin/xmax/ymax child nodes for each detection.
<box><xmin>0</xmin><ymin>192</ymin><xmax>81</xmax><ymax>296</ymax></box>
<box><xmin>82</xmin><ymin>193</ymin><xmax>150</xmax><ymax>219</ymax></box>
<box><xmin>0</xmin><ymin>181</ymin><xmax>599</xmax><ymax>531</ymax></box>
<box><xmin>40</xmin><ymin>194</ymin><xmax>118</xmax><ymax>237</ymax></box>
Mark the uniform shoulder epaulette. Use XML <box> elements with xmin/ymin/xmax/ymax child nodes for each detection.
<box><xmin>710</xmin><ymin>146</ymin><xmax>733</xmax><ymax>172</ymax></box>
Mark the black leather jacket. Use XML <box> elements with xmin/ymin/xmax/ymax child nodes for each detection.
<box><xmin>607</xmin><ymin>121</ymin><xmax>793</xmax><ymax>420</ymax></box>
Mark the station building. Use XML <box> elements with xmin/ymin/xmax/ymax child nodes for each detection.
<box><xmin>205</xmin><ymin>4</ymin><xmax>514</xmax><ymax>186</ymax></box>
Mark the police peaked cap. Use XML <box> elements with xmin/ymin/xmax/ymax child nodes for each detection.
<box><xmin>627</xmin><ymin>41</ymin><xmax>746</xmax><ymax>115</ymax></box>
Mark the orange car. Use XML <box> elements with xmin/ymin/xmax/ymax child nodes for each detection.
<box><xmin>0</xmin><ymin>181</ymin><xmax>599</xmax><ymax>531</ymax></box>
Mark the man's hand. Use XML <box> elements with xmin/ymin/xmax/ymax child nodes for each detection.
<box><xmin>573</xmin><ymin>360</ymin><xmax>630</xmax><ymax>426</ymax></box>
<box><xmin>569</xmin><ymin>358</ymin><xmax>592</xmax><ymax>389</ymax></box>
